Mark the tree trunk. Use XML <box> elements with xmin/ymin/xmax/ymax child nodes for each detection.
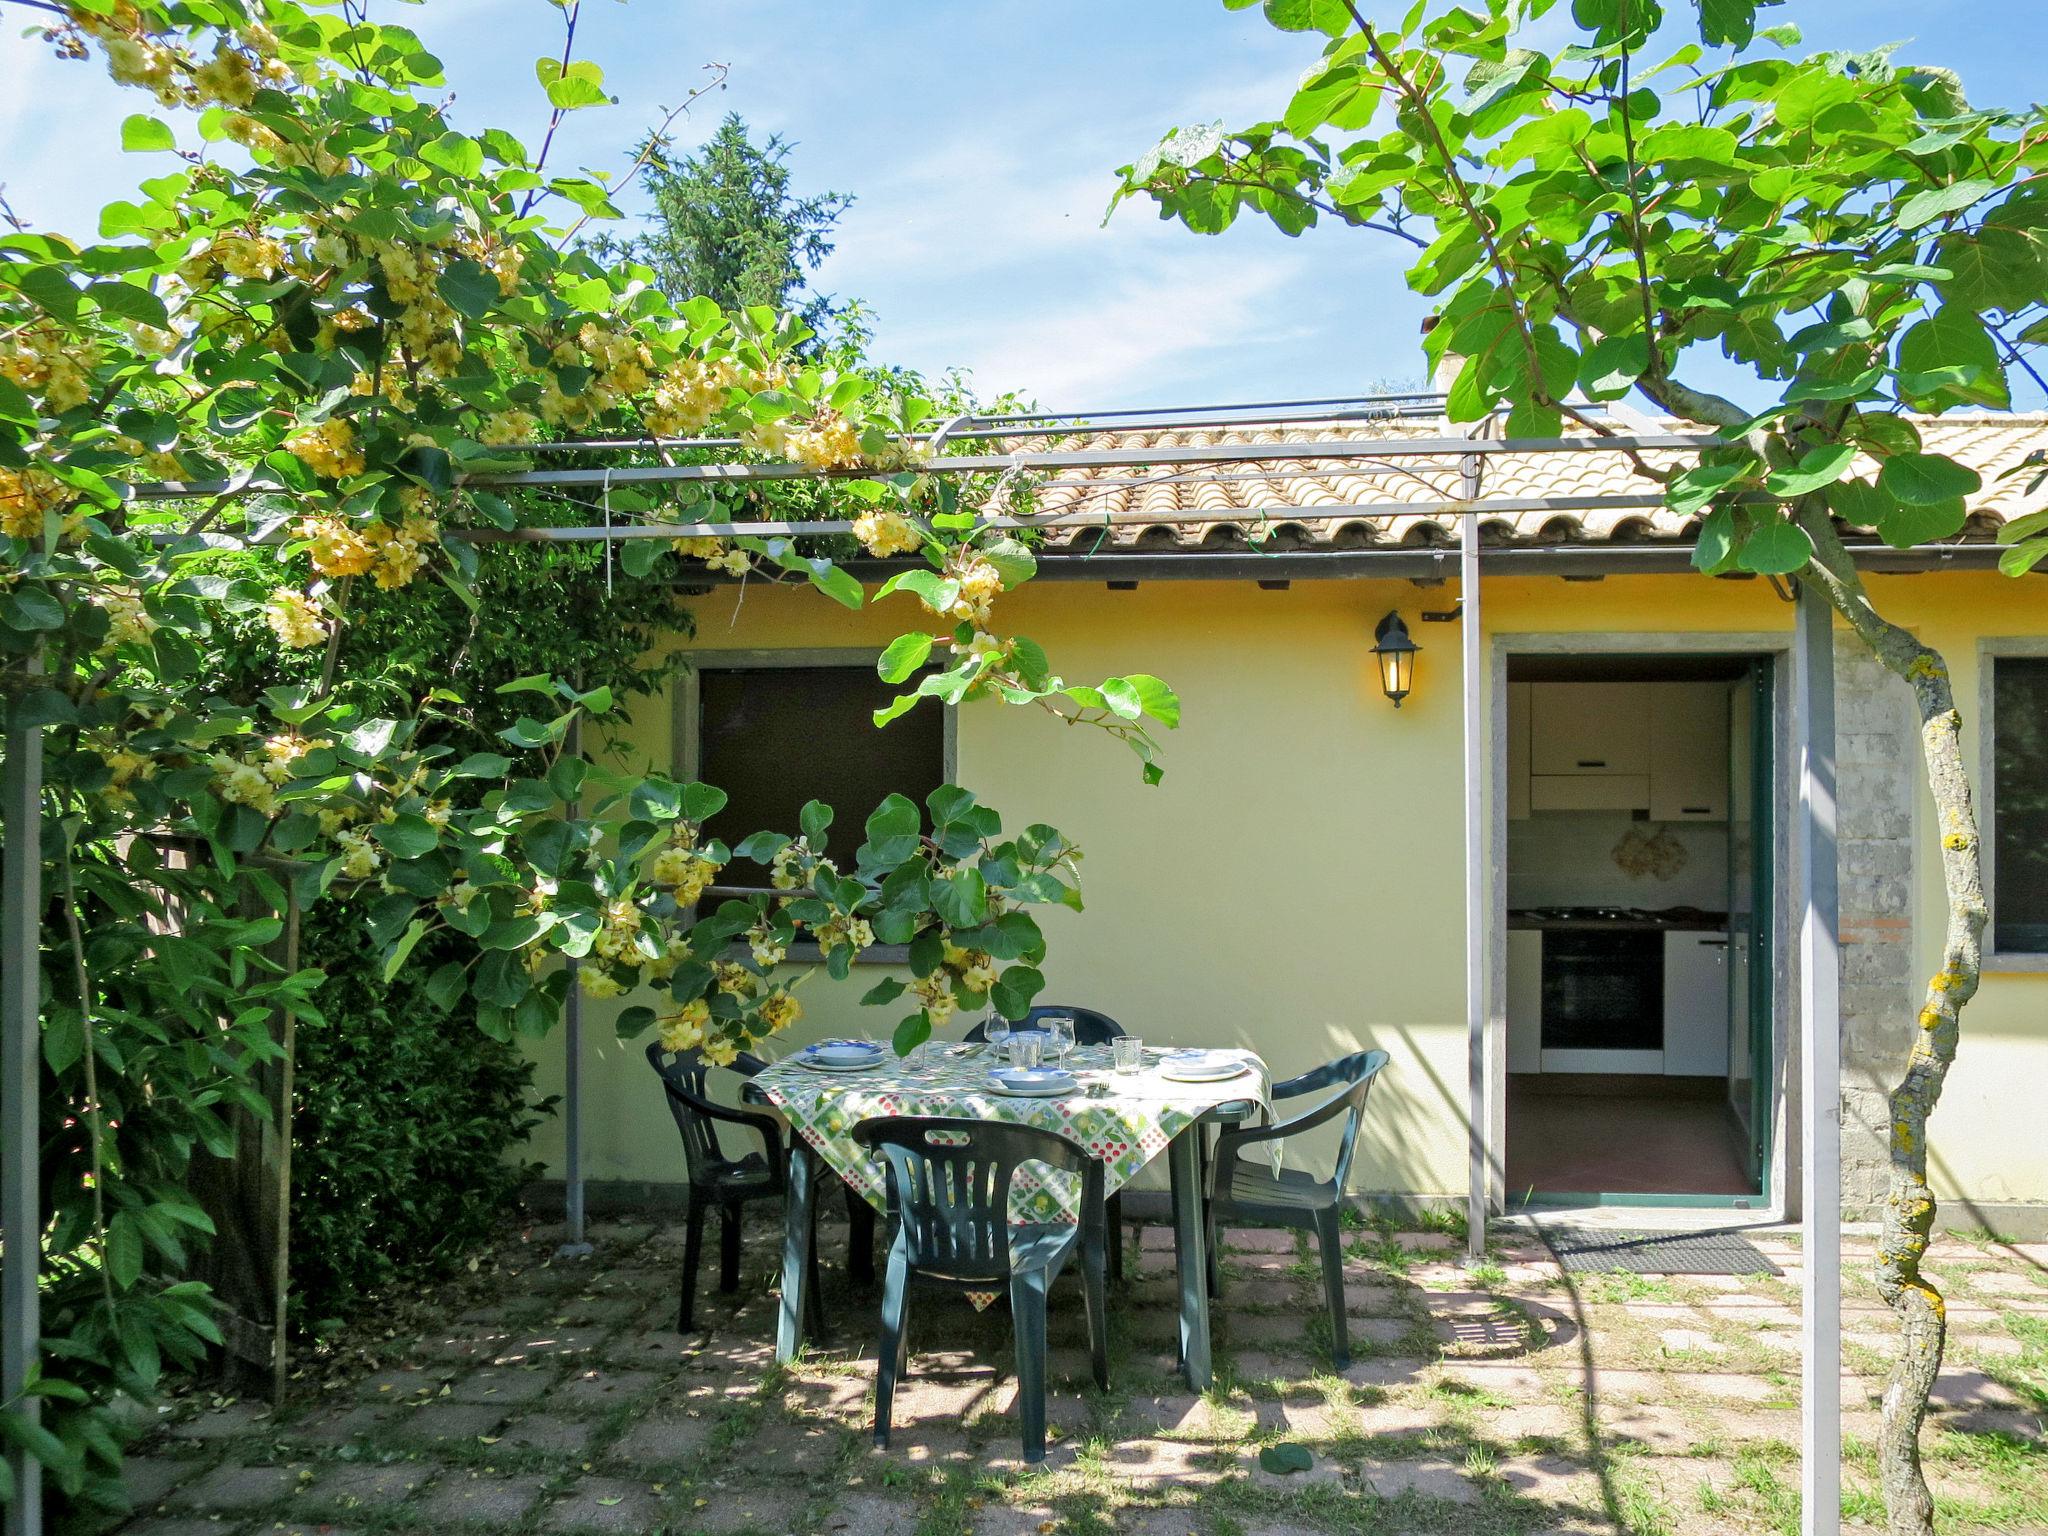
<box><xmin>1796</xmin><ymin>503</ymin><xmax>1987</xmax><ymax>1536</ymax></box>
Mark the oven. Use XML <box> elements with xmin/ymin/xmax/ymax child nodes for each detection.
<box><xmin>1541</xmin><ymin>929</ymin><xmax>1665</xmax><ymax>1060</ymax></box>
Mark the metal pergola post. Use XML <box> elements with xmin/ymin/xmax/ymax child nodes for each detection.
<box><xmin>3</xmin><ymin>700</ymin><xmax>44</xmax><ymax>1536</ymax></box>
<box><xmin>557</xmin><ymin>711</ymin><xmax>591</xmax><ymax>1260</ymax></box>
<box><xmin>1796</xmin><ymin>588</ymin><xmax>1843</xmax><ymax>1535</ymax></box>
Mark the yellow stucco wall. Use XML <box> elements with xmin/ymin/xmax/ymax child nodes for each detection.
<box><xmin>524</xmin><ymin>568</ymin><xmax>2048</xmax><ymax>1212</ymax></box>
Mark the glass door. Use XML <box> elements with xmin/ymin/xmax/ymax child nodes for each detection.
<box><xmin>1725</xmin><ymin>661</ymin><xmax>1774</xmax><ymax>1190</ymax></box>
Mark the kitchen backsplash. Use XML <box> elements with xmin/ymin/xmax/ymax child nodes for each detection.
<box><xmin>1506</xmin><ymin>811</ymin><xmax>1730</xmax><ymax>909</ymax></box>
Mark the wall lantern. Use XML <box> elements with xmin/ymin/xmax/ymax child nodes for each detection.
<box><xmin>1372</xmin><ymin>611</ymin><xmax>1420</xmax><ymax>707</ymax></box>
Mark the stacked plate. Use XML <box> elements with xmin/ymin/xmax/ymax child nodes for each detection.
<box><xmin>797</xmin><ymin>1040</ymin><xmax>887</xmax><ymax>1073</ymax></box>
<box><xmin>986</xmin><ymin>1066</ymin><xmax>1079</xmax><ymax>1098</ymax></box>
<box><xmin>1158</xmin><ymin>1049</ymin><xmax>1247</xmax><ymax>1083</ymax></box>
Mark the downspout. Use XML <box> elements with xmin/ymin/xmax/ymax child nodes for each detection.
<box><xmin>1460</xmin><ymin>438</ymin><xmax>1488</xmax><ymax>1263</ymax></box>
<box><xmin>3</xmin><ymin>661</ymin><xmax>44</xmax><ymax>1536</ymax></box>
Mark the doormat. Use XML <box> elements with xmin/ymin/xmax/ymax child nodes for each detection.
<box><xmin>1538</xmin><ymin>1226</ymin><xmax>1781</xmax><ymax>1276</ymax></box>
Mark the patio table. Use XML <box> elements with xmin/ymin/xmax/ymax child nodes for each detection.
<box><xmin>743</xmin><ymin>1042</ymin><xmax>1265</xmax><ymax>1390</ymax></box>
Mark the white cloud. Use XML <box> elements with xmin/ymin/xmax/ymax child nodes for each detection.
<box><xmin>880</xmin><ymin>247</ymin><xmax>1312</xmax><ymax>406</ymax></box>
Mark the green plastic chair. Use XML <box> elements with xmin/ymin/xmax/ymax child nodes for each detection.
<box><xmin>855</xmin><ymin>1117</ymin><xmax>1109</xmax><ymax>1466</ymax></box>
<box><xmin>963</xmin><ymin>1004</ymin><xmax>1129</xmax><ymax>1283</ymax></box>
<box><xmin>1204</xmin><ymin>1048</ymin><xmax>1391</xmax><ymax>1369</ymax></box>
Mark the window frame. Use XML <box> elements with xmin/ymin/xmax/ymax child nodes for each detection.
<box><xmin>1978</xmin><ymin>637</ymin><xmax>2048</xmax><ymax>972</ymax></box>
<box><xmin>673</xmin><ymin>647</ymin><xmax>956</xmax><ymax>966</ymax></box>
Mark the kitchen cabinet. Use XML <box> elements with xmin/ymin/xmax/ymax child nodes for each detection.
<box><xmin>1529</xmin><ymin>682</ymin><xmax>1652</xmax><ymax>777</ymax></box>
<box><xmin>1529</xmin><ymin>773</ymin><xmax>1650</xmax><ymax>812</ymax></box>
<box><xmin>1507</xmin><ymin>929</ymin><xmax>1542</xmax><ymax>1072</ymax></box>
<box><xmin>1507</xmin><ymin>682</ymin><xmax>1532</xmax><ymax>821</ymax></box>
<box><xmin>1663</xmin><ymin>930</ymin><xmax>1730</xmax><ymax>1075</ymax></box>
<box><xmin>1649</xmin><ymin>682</ymin><xmax>1731</xmax><ymax>822</ymax></box>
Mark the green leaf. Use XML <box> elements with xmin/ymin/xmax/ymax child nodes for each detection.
<box><xmin>419</xmin><ymin>131</ymin><xmax>484</xmax><ymax>179</ymax></box>
<box><xmin>437</xmin><ymin>258</ymin><xmax>499</xmax><ymax>320</ymax></box>
<box><xmin>1763</xmin><ymin>444</ymin><xmax>1858</xmax><ymax>499</ymax></box>
<box><xmin>120</xmin><ymin>114</ymin><xmax>176</xmax><ymax>152</ymax></box>
<box><xmin>0</xmin><ymin>587</ymin><xmax>65</xmax><ymax>633</ymax></box>
<box><xmin>1878</xmin><ymin>453</ymin><xmax>1981</xmax><ymax>506</ymax></box>
<box><xmin>800</xmin><ymin>800</ymin><xmax>833</xmax><ymax>842</ymax></box>
<box><xmin>1736</xmin><ymin>518</ymin><xmax>1814</xmax><ymax>575</ymax></box>
<box><xmin>1262</xmin><ymin>0</ymin><xmax>1350</xmax><ymax>36</ymax></box>
<box><xmin>372</xmin><ymin>816</ymin><xmax>439</xmax><ymax>860</ymax></box>
<box><xmin>1896</xmin><ymin>178</ymin><xmax>1996</xmax><ymax>231</ymax></box>
<box><xmin>1667</xmin><ymin>461</ymin><xmax>1753</xmax><ymax>517</ymax></box>
<box><xmin>1119</xmin><ymin>673</ymin><xmax>1181</xmax><ymax>728</ymax></box>
<box><xmin>1259</xmin><ymin>1443</ymin><xmax>1316</xmax><ymax>1475</ymax></box>
<box><xmin>879</xmin><ymin>633</ymin><xmax>934</xmax><ymax>684</ymax></box>
<box><xmin>989</xmin><ymin>964</ymin><xmax>1046</xmax><ymax>1020</ymax></box>
<box><xmin>861</xmin><ymin>976</ymin><xmax>908</xmax><ymax>1007</ymax></box>
<box><xmin>1895</xmin><ymin>307</ymin><xmax>2009</xmax><ymax>410</ymax></box>
<box><xmin>382</xmin><ymin>919</ymin><xmax>429</xmax><ymax>983</ymax></box>
<box><xmin>1875</xmin><ymin>498</ymin><xmax>1968</xmax><ymax>549</ymax></box>
<box><xmin>106</xmin><ymin>1213</ymin><xmax>143</xmax><ymax>1290</ymax></box>
<box><xmin>805</xmin><ymin>559</ymin><xmax>864</xmax><ymax>610</ymax></box>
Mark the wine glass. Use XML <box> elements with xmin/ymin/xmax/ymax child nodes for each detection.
<box><xmin>985</xmin><ymin>1013</ymin><xmax>1011</xmax><ymax>1059</ymax></box>
<box><xmin>1045</xmin><ymin>1013</ymin><xmax>1075</xmax><ymax>1068</ymax></box>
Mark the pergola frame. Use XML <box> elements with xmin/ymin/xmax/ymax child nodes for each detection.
<box><xmin>2</xmin><ymin>391</ymin><xmax>1871</xmax><ymax>1535</ymax></box>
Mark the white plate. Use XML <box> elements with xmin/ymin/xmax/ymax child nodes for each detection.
<box><xmin>1159</xmin><ymin>1053</ymin><xmax>1249</xmax><ymax>1082</ymax></box>
<box><xmin>796</xmin><ymin>1054</ymin><xmax>888</xmax><ymax>1074</ymax></box>
<box><xmin>986</xmin><ymin>1071</ymin><xmax>1078</xmax><ymax>1098</ymax></box>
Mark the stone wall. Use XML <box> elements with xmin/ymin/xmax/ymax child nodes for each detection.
<box><xmin>1833</xmin><ymin>632</ymin><xmax>1921</xmax><ymax>1216</ymax></box>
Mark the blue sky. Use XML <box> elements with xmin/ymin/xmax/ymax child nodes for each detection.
<box><xmin>2</xmin><ymin>1</ymin><xmax>2043</xmax><ymax>413</ymax></box>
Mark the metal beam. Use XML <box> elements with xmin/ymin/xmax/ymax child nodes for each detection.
<box><xmin>1795</xmin><ymin>588</ymin><xmax>1843</xmax><ymax>1536</ymax></box>
<box><xmin>1459</xmin><ymin>505</ymin><xmax>1488</xmax><ymax>1263</ymax></box>
<box><xmin>3</xmin><ymin>699</ymin><xmax>43</xmax><ymax>1536</ymax></box>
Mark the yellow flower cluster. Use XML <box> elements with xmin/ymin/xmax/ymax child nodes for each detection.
<box><xmin>852</xmin><ymin>509</ymin><xmax>922</xmax><ymax>558</ymax></box>
<box><xmin>815</xmin><ymin>913</ymin><xmax>874</xmax><ymax>955</ymax></box>
<box><xmin>658</xmin><ymin>998</ymin><xmax>711</xmax><ymax>1053</ymax></box>
<box><xmin>264</xmin><ymin>587</ymin><xmax>327</xmax><ymax>648</ymax></box>
<box><xmin>591</xmin><ymin>896</ymin><xmax>646</xmax><ymax>966</ymax></box>
<box><xmin>787</xmin><ymin>411</ymin><xmax>863</xmax><ymax>471</ymax></box>
<box><xmin>297</xmin><ymin>514</ymin><xmax>436</xmax><ymax>588</ymax></box>
<box><xmin>942</xmin><ymin>942</ymin><xmax>999</xmax><ymax>996</ymax></box>
<box><xmin>92</xmin><ymin>588</ymin><xmax>156</xmax><ymax>650</ymax></box>
<box><xmin>209</xmin><ymin>752</ymin><xmax>278</xmax><ymax>817</ymax></box>
<box><xmin>747</xmin><ymin>925</ymin><xmax>788</xmax><ymax>970</ymax></box>
<box><xmin>479</xmin><ymin>409</ymin><xmax>541</xmax><ymax>447</ymax></box>
<box><xmin>364</xmin><ymin>514</ymin><xmax>437</xmax><ymax>590</ymax></box>
<box><xmin>912</xmin><ymin>971</ymin><xmax>958</xmax><ymax>1028</ymax></box>
<box><xmin>643</xmin><ymin>359</ymin><xmax>736</xmax><ymax>437</ymax></box>
<box><xmin>669</xmin><ymin>534</ymin><xmax>749</xmax><ymax>576</ymax></box>
<box><xmin>285</xmin><ymin>420</ymin><xmax>366</xmax><ymax>480</ymax></box>
<box><xmin>650</xmin><ymin>832</ymin><xmax>720</xmax><ymax>904</ymax></box>
<box><xmin>712</xmin><ymin>960</ymin><xmax>759</xmax><ymax>1000</ymax></box>
<box><xmin>0</xmin><ymin>466</ymin><xmax>64</xmax><ymax>539</ymax></box>
<box><xmin>2</xmin><ymin>325</ymin><xmax>94</xmax><ymax>414</ymax></box>
<box><xmin>945</xmin><ymin>557</ymin><xmax>1002</xmax><ymax>628</ymax></box>
<box><xmin>759</xmin><ymin>990</ymin><xmax>802</xmax><ymax>1034</ymax></box>
<box><xmin>262</xmin><ymin>734</ymin><xmax>326</xmax><ymax>778</ymax></box>
<box><xmin>332</xmin><ymin>827</ymin><xmax>382</xmax><ymax>879</ymax></box>
<box><xmin>579</xmin><ymin>967</ymin><xmax>628</xmax><ymax>999</ymax></box>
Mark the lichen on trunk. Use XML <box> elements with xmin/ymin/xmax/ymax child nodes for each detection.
<box><xmin>1796</xmin><ymin>501</ymin><xmax>1988</xmax><ymax>1536</ymax></box>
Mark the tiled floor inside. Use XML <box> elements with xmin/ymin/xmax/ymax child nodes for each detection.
<box><xmin>101</xmin><ymin>1214</ymin><xmax>2046</xmax><ymax>1536</ymax></box>
<box><xmin>1506</xmin><ymin>1078</ymin><xmax>1755</xmax><ymax>1198</ymax></box>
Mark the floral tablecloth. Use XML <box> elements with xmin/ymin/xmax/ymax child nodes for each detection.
<box><xmin>756</xmin><ymin>1042</ymin><xmax>1269</xmax><ymax>1231</ymax></box>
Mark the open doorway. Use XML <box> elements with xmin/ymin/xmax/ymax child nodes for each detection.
<box><xmin>1502</xmin><ymin>652</ymin><xmax>1775</xmax><ymax>1207</ymax></box>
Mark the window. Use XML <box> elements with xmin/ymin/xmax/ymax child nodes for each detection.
<box><xmin>1992</xmin><ymin>655</ymin><xmax>2048</xmax><ymax>956</ymax></box>
<box><xmin>693</xmin><ymin>662</ymin><xmax>946</xmax><ymax>889</ymax></box>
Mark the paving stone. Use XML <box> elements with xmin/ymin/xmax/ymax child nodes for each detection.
<box><xmin>822</xmin><ymin>1492</ymin><xmax>920</xmax><ymax>1536</ymax></box>
<box><xmin>1220</xmin><ymin>1228</ymin><xmax>1299</xmax><ymax>1254</ymax></box>
<box><xmin>679</xmin><ymin>1485</ymin><xmax>809</xmax><ymax>1534</ymax></box>
<box><xmin>278</xmin><ymin>1402</ymin><xmax>395</xmax><ymax>1448</ymax></box>
<box><xmin>1124</xmin><ymin>1391</ymin><xmax>1232</xmax><ymax>1441</ymax></box>
<box><xmin>1344</xmin><ymin>1281</ymin><xmax>1409</xmax><ymax>1317</ymax></box>
<box><xmin>1226</xmin><ymin>1313</ymin><xmax>1320</xmax><ymax>1351</ymax></box>
<box><xmin>1658</xmin><ymin>1328</ymin><xmax>1729</xmax><ymax>1357</ymax></box>
<box><xmin>1929</xmin><ymin>1368</ymin><xmax>2026</xmax><ymax>1410</ymax></box>
<box><xmin>1115</xmin><ymin>1511</ymin><xmax>1208</xmax><ymax>1536</ymax></box>
<box><xmin>1479</xmin><ymin>1403</ymin><xmax>1576</xmax><ymax>1444</ymax></box>
<box><xmin>1252</xmin><ymin>1397</ymin><xmax>1354</xmax><ymax>1440</ymax></box>
<box><xmin>354</xmin><ymin>1365</ymin><xmax>446</xmax><ymax>1401</ymax></box>
<box><xmin>1435</xmin><ymin>1362</ymin><xmax>1550</xmax><ymax>1399</ymax></box>
<box><xmin>1394</xmin><ymin>1232</ymin><xmax>1457</xmax><ymax>1252</ymax></box>
<box><xmin>163</xmin><ymin>1400</ymin><xmax>275</xmax><ymax>1443</ymax></box>
<box><xmin>1099</xmin><ymin>1438</ymin><xmax>1234</xmax><ymax>1490</ymax></box>
<box><xmin>752</xmin><ymin>1418</ymin><xmax>850</xmax><ymax>1476</ymax></box>
<box><xmin>492</xmin><ymin>1327</ymin><xmax>613</xmax><ymax>1364</ymax></box>
<box><xmin>1360</xmin><ymin>1456</ymin><xmax>1480</xmax><ymax>1502</ymax></box>
<box><xmin>415</xmin><ymin>1326</ymin><xmax>514</xmax><ymax>1362</ymax></box>
<box><xmin>1226</xmin><ymin>1277</ymin><xmax>1305</xmax><ymax>1309</ymax></box>
<box><xmin>397</xmin><ymin>1400</ymin><xmax>507</xmax><ymax>1444</ymax></box>
<box><xmin>607</xmin><ymin>1413</ymin><xmax>714</xmax><ymax>1466</ymax></box>
<box><xmin>1496</xmin><ymin>1452</ymin><xmax>1598</xmax><ymax>1505</ymax></box>
<box><xmin>300</xmin><ymin>1457</ymin><xmax>430</xmax><ymax>1516</ymax></box>
<box><xmin>413</xmin><ymin>1471</ymin><xmax>549</xmax><ymax>1525</ymax></box>
<box><xmin>869</xmin><ymin>1423</ymin><xmax>974</xmax><ymax>1465</ymax></box>
<box><xmin>972</xmin><ymin>1504</ymin><xmax>1062</xmax><ymax>1536</ymax></box>
<box><xmin>448</xmin><ymin>1364</ymin><xmax>560</xmax><ymax>1405</ymax></box>
<box><xmin>1598</xmin><ymin>1401</ymin><xmax>1699</xmax><ymax>1453</ymax></box>
<box><xmin>492</xmin><ymin>1412</ymin><xmax>604</xmax><ymax>1459</ymax></box>
<box><xmin>170</xmin><ymin>1460</ymin><xmax>303</xmax><ymax>1511</ymax></box>
<box><xmin>117</xmin><ymin>1455</ymin><xmax>195</xmax><ymax>1511</ymax></box>
<box><xmin>554</xmin><ymin>1365</ymin><xmax>664</xmax><ymax>1409</ymax></box>
<box><xmin>879</xmin><ymin>1373</ymin><xmax>995</xmax><ymax>1422</ymax></box>
<box><xmin>265</xmin><ymin>1526</ymin><xmax>369</xmax><ymax>1536</ymax></box>
<box><xmin>782</xmin><ymin>1374</ymin><xmax>872</xmax><ymax>1420</ymax></box>
<box><xmin>539</xmin><ymin>1475</ymin><xmax>671</xmax><ymax>1534</ymax></box>
<box><xmin>1332</xmin><ymin>1355</ymin><xmax>1432</xmax><ymax>1389</ymax></box>
<box><xmin>123</xmin><ymin>1522</ymin><xmax>258</xmax><ymax>1536</ymax></box>
<box><xmin>1670</xmin><ymin>1371</ymin><xmax>1781</xmax><ymax>1403</ymax></box>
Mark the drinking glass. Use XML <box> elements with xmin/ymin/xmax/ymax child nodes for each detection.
<box><xmin>1044</xmin><ymin>1013</ymin><xmax>1076</xmax><ymax>1066</ymax></box>
<box><xmin>1007</xmin><ymin>1033</ymin><xmax>1044</xmax><ymax>1071</ymax></box>
<box><xmin>985</xmin><ymin>1014</ymin><xmax>1011</xmax><ymax>1057</ymax></box>
<box><xmin>1113</xmin><ymin>1036</ymin><xmax>1144</xmax><ymax>1074</ymax></box>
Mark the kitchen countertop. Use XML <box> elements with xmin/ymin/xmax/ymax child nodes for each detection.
<box><xmin>1507</xmin><ymin>910</ymin><xmax>1730</xmax><ymax>933</ymax></box>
